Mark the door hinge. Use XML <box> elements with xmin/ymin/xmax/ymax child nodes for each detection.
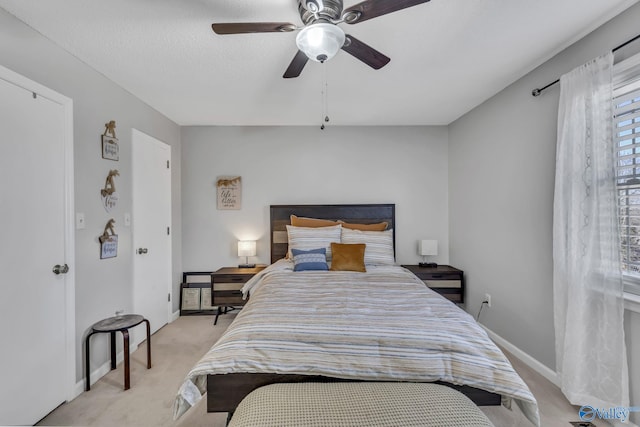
<box><xmin>167</xmin><ymin>226</ymin><xmax>170</xmax><ymax>235</ymax></box>
<box><xmin>168</xmin><ymin>293</ymin><xmax>171</xmax><ymax>302</ymax></box>
<box><xmin>166</xmin><ymin>160</ymin><xmax>170</xmax><ymax>169</ymax></box>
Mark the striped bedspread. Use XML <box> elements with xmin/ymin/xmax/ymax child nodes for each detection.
<box><xmin>174</xmin><ymin>260</ymin><xmax>539</xmax><ymax>426</ymax></box>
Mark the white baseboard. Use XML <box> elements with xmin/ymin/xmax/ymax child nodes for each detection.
<box><xmin>480</xmin><ymin>324</ymin><xmax>561</xmax><ymax>388</ymax></box>
<box><xmin>71</xmin><ymin>313</ymin><xmax>181</xmax><ymax>401</ymax></box>
<box><xmin>480</xmin><ymin>325</ymin><xmax>639</xmax><ymax>427</ymax></box>
<box><xmin>71</xmin><ymin>343</ymin><xmax>136</xmax><ymax>400</ymax></box>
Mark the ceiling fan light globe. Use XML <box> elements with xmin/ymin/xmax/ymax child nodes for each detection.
<box><xmin>296</xmin><ymin>23</ymin><xmax>345</xmax><ymax>63</ymax></box>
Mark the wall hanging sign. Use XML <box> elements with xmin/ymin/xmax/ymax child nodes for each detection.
<box><xmin>101</xmin><ymin>120</ymin><xmax>119</xmax><ymax>161</ymax></box>
<box><xmin>100</xmin><ymin>169</ymin><xmax>119</xmax><ymax>212</ymax></box>
<box><xmin>99</xmin><ymin>218</ymin><xmax>118</xmax><ymax>259</ymax></box>
<box><xmin>216</xmin><ymin>176</ymin><xmax>242</xmax><ymax>210</ymax></box>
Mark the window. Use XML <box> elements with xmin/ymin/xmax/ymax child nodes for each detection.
<box><xmin>614</xmin><ymin>53</ymin><xmax>640</xmax><ymax>294</ymax></box>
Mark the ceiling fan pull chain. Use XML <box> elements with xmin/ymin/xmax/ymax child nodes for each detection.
<box><xmin>323</xmin><ymin>64</ymin><xmax>327</xmax><ymax>128</ymax></box>
<box><xmin>321</xmin><ymin>63</ymin><xmax>329</xmax><ymax>130</ymax></box>
<box><xmin>325</xmin><ymin>63</ymin><xmax>330</xmax><ymax>124</ymax></box>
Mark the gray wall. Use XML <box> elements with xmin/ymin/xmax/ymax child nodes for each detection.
<box><xmin>181</xmin><ymin>126</ymin><xmax>449</xmax><ymax>270</ymax></box>
<box><xmin>449</xmin><ymin>1</ymin><xmax>640</xmax><ymax>419</ymax></box>
<box><xmin>0</xmin><ymin>9</ymin><xmax>182</xmax><ymax>382</ymax></box>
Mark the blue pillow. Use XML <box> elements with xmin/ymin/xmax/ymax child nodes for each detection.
<box><xmin>292</xmin><ymin>247</ymin><xmax>328</xmax><ymax>271</ymax></box>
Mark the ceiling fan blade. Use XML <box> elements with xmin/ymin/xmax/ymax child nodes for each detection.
<box><xmin>341</xmin><ymin>35</ymin><xmax>390</xmax><ymax>70</ymax></box>
<box><xmin>212</xmin><ymin>22</ymin><xmax>297</xmax><ymax>35</ymax></box>
<box><xmin>283</xmin><ymin>50</ymin><xmax>309</xmax><ymax>78</ymax></box>
<box><xmin>343</xmin><ymin>0</ymin><xmax>431</xmax><ymax>24</ymax></box>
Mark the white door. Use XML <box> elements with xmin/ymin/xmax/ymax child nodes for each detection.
<box><xmin>0</xmin><ymin>67</ymin><xmax>75</xmax><ymax>424</ymax></box>
<box><xmin>132</xmin><ymin>129</ymin><xmax>171</xmax><ymax>338</ymax></box>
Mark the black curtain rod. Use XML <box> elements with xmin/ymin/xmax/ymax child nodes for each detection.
<box><xmin>531</xmin><ymin>33</ymin><xmax>640</xmax><ymax>97</ymax></box>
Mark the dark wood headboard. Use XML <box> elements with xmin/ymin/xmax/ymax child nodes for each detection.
<box><xmin>270</xmin><ymin>204</ymin><xmax>396</xmax><ymax>264</ymax></box>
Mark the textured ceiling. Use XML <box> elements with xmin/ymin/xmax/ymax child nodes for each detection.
<box><xmin>0</xmin><ymin>0</ymin><xmax>637</xmax><ymax>126</ymax></box>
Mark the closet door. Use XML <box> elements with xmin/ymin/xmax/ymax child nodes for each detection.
<box><xmin>132</xmin><ymin>129</ymin><xmax>172</xmax><ymax>339</ymax></box>
<box><xmin>0</xmin><ymin>73</ymin><xmax>72</xmax><ymax>425</ymax></box>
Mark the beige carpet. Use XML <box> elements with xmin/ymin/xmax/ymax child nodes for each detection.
<box><xmin>38</xmin><ymin>314</ymin><xmax>595</xmax><ymax>427</ymax></box>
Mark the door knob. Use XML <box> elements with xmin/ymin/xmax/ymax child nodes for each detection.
<box><xmin>52</xmin><ymin>264</ymin><xmax>69</xmax><ymax>275</ymax></box>
<box><xmin>137</xmin><ymin>248</ymin><xmax>148</xmax><ymax>255</ymax></box>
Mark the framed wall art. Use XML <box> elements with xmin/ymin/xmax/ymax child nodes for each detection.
<box><xmin>101</xmin><ymin>120</ymin><xmax>119</xmax><ymax>161</ymax></box>
<box><xmin>200</xmin><ymin>288</ymin><xmax>215</xmax><ymax>310</ymax></box>
<box><xmin>99</xmin><ymin>218</ymin><xmax>118</xmax><ymax>259</ymax></box>
<box><xmin>100</xmin><ymin>169</ymin><xmax>119</xmax><ymax>212</ymax></box>
<box><xmin>181</xmin><ymin>288</ymin><xmax>201</xmax><ymax>311</ymax></box>
<box><xmin>100</xmin><ymin>235</ymin><xmax>118</xmax><ymax>259</ymax></box>
<box><xmin>216</xmin><ymin>176</ymin><xmax>242</xmax><ymax>210</ymax></box>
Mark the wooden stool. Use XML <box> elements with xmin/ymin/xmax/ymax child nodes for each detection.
<box><xmin>85</xmin><ymin>314</ymin><xmax>151</xmax><ymax>391</ymax></box>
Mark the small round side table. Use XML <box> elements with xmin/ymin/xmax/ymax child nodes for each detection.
<box><xmin>85</xmin><ymin>314</ymin><xmax>151</xmax><ymax>391</ymax></box>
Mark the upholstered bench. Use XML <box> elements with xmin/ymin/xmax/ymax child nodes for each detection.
<box><xmin>228</xmin><ymin>382</ymin><xmax>495</xmax><ymax>427</ymax></box>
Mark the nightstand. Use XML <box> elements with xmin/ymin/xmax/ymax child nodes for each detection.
<box><xmin>402</xmin><ymin>265</ymin><xmax>464</xmax><ymax>303</ymax></box>
<box><xmin>211</xmin><ymin>266</ymin><xmax>266</xmax><ymax>324</ymax></box>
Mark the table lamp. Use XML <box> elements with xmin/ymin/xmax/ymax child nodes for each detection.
<box><xmin>238</xmin><ymin>240</ymin><xmax>256</xmax><ymax>268</ymax></box>
<box><xmin>418</xmin><ymin>240</ymin><xmax>438</xmax><ymax>268</ymax></box>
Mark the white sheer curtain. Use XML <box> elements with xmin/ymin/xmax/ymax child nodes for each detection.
<box><xmin>553</xmin><ymin>52</ymin><xmax>629</xmax><ymax>409</ymax></box>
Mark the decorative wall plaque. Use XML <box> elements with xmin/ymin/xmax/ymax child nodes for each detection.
<box><xmin>99</xmin><ymin>218</ymin><xmax>118</xmax><ymax>259</ymax></box>
<box><xmin>216</xmin><ymin>176</ymin><xmax>242</xmax><ymax>210</ymax></box>
<box><xmin>101</xmin><ymin>120</ymin><xmax>119</xmax><ymax>161</ymax></box>
<box><xmin>100</xmin><ymin>169</ymin><xmax>119</xmax><ymax>212</ymax></box>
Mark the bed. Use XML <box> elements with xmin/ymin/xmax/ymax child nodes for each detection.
<box><xmin>173</xmin><ymin>204</ymin><xmax>539</xmax><ymax>426</ymax></box>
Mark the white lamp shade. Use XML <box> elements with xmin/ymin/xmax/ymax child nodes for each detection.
<box><xmin>237</xmin><ymin>240</ymin><xmax>257</xmax><ymax>257</ymax></box>
<box><xmin>296</xmin><ymin>23</ymin><xmax>345</xmax><ymax>63</ymax></box>
<box><xmin>419</xmin><ymin>240</ymin><xmax>438</xmax><ymax>256</ymax></box>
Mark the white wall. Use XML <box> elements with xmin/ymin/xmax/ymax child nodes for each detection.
<box><xmin>181</xmin><ymin>126</ymin><xmax>449</xmax><ymax>270</ymax></box>
<box><xmin>449</xmin><ymin>2</ymin><xmax>640</xmax><ymax>420</ymax></box>
<box><xmin>0</xmin><ymin>9</ymin><xmax>182</xmax><ymax>382</ymax></box>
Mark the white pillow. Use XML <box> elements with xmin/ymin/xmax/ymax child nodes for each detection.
<box><xmin>341</xmin><ymin>228</ymin><xmax>395</xmax><ymax>265</ymax></box>
<box><xmin>286</xmin><ymin>224</ymin><xmax>342</xmax><ymax>261</ymax></box>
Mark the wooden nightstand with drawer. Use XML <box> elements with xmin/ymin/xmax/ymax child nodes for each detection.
<box><xmin>211</xmin><ymin>266</ymin><xmax>266</xmax><ymax>324</ymax></box>
<box><xmin>401</xmin><ymin>265</ymin><xmax>464</xmax><ymax>303</ymax></box>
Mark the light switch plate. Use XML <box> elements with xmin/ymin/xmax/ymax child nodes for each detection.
<box><xmin>124</xmin><ymin>213</ymin><xmax>131</xmax><ymax>226</ymax></box>
<box><xmin>76</xmin><ymin>213</ymin><xmax>86</xmax><ymax>229</ymax></box>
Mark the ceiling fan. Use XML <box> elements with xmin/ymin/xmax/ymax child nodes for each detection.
<box><xmin>211</xmin><ymin>0</ymin><xmax>431</xmax><ymax>78</ymax></box>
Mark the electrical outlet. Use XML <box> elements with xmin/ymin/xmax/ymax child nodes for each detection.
<box><xmin>484</xmin><ymin>293</ymin><xmax>492</xmax><ymax>308</ymax></box>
